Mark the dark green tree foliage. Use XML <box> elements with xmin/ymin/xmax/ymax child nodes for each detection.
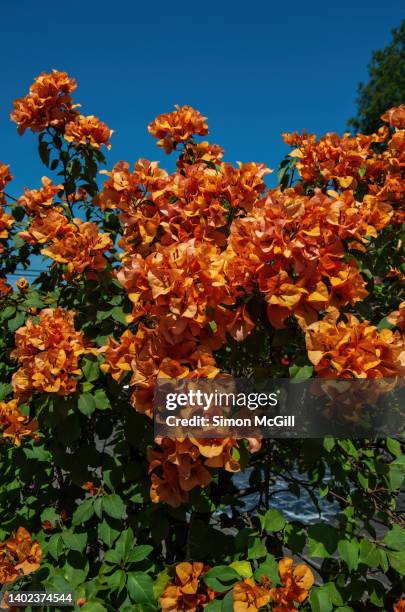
<box><xmin>349</xmin><ymin>20</ymin><xmax>405</xmax><ymax>134</ymax></box>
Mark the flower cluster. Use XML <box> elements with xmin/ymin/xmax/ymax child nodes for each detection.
<box><xmin>233</xmin><ymin>578</ymin><xmax>271</xmax><ymax>610</ymax></box>
<box><xmin>10</xmin><ymin>70</ymin><xmax>78</xmax><ymax>134</ymax></box>
<box><xmin>11</xmin><ymin>307</ymin><xmax>94</xmax><ymax>399</ymax></box>
<box><xmin>64</xmin><ymin>114</ymin><xmax>112</xmax><ymax>149</ymax></box>
<box><xmin>305</xmin><ymin>307</ymin><xmax>405</xmax><ymax>378</ymax></box>
<box><xmin>0</xmin><ymin>399</ymin><xmax>37</xmax><ymax>446</ymax></box>
<box><xmin>269</xmin><ymin>557</ymin><xmax>315</xmax><ymax>612</ymax></box>
<box><xmin>96</xmin><ymin>104</ymin><xmax>403</xmax><ymax>502</ymax></box>
<box><xmin>18</xmin><ymin>177</ymin><xmax>111</xmax><ymax>278</ymax></box>
<box><xmin>160</xmin><ymin>557</ymin><xmax>314</xmax><ymax>612</ymax></box>
<box><xmin>11</xmin><ymin>70</ymin><xmax>111</xmax><ymax>151</ymax></box>
<box><xmin>0</xmin><ymin>162</ymin><xmax>12</xmax><ymax>192</ymax></box>
<box><xmin>0</xmin><ymin>277</ymin><xmax>11</xmax><ymax>297</ymax></box>
<box><xmin>148</xmin><ymin>437</ymin><xmax>241</xmax><ymax>507</ymax></box>
<box><xmin>0</xmin><ymin>163</ymin><xmax>14</xmax><ymax>253</ymax></box>
<box><xmin>41</xmin><ymin>218</ymin><xmax>112</xmax><ymax>279</ymax></box>
<box><xmin>284</xmin><ymin>103</ymin><xmax>405</xmax><ymax>224</ymax></box>
<box><xmin>160</xmin><ymin>562</ymin><xmax>214</xmax><ymax>611</ymax></box>
<box><xmin>0</xmin><ymin>528</ymin><xmax>41</xmax><ymax>584</ymax></box>
<box><xmin>148</xmin><ymin>105</ymin><xmax>208</xmax><ymax>153</ymax></box>
<box><xmin>226</xmin><ymin>186</ymin><xmax>386</xmax><ymax>329</ymax></box>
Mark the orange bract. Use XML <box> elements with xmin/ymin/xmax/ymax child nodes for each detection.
<box><xmin>394</xmin><ymin>598</ymin><xmax>405</xmax><ymax>612</ymax></box>
<box><xmin>64</xmin><ymin>114</ymin><xmax>112</xmax><ymax>149</ymax></box>
<box><xmin>41</xmin><ymin>219</ymin><xmax>112</xmax><ymax>279</ymax></box>
<box><xmin>148</xmin><ymin>105</ymin><xmax>208</xmax><ymax>153</ymax></box>
<box><xmin>11</xmin><ymin>70</ymin><xmax>78</xmax><ymax>134</ymax></box>
<box><xmin>0</xmin><ymin>399</ymin><xmax>38</xmax><ymax>446</ymax></box>
<box><xmin>0</xmin><ymin>528</ymin><xmax>41</xmax><ymax>584</ymax></box>
<box><xmin>18</xmin><ymin>177</ymin><xmax>62</xmax><ymax>215</ymax></box>
<box><xmin>0</xmin><ymin>206</ymin><xmax>13</xmax><ymax>253</ymax></box>
<box><xmin>11</xmin><ymin>307</ymin><xmax>94</xmax><ymax>400</ymax></box>
<box><xmin>160</xmin><ymin>562</ymin><xmax>214</xmax><ymax>611</ymax></box>
<box><xmin>305</xmin><ymin>307</ymin><xmax>405</xmax><ymax>378</ymax></box>
<box><xmin>233</xmin><ymin>577</ymin><xmax>271</xmax><ymax>611</ymax></box>
<box><xmin>0</xmin><ymin>277</ymin><xmax>11</xmax><ymax>297</ymax></box>
<box><xmin>269</xmin><ymin>557</ymin><xmax>314</xmax><ymax>611</ymax></box>
<box><xmin>0</xmin><ymin>162</ymin><xmax>12</xmax><ymax>192</ymax></box>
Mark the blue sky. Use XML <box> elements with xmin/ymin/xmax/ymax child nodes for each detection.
<box><xmin>0</xmin><ymin>0</ymin><xmax>403</xmax><ymax>212</ymax></box>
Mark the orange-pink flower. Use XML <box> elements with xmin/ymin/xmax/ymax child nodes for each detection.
<box><xmin>11</xmin><ymin>70</ymin><xmax>78</xmax><ymax>134</ymax></box>
<box><xmin>64</xmin><ymin>114</ymin><xmax>112</xmax><ymax>149</ymax></box>
<box><xmin>148</xmin><ymin>105</ymin><xmax>208</xmax><ymax>153</ymax></box>
<box><xmin>0</xmin><ymin>528</ymin><xmax>42</xmax><ymax>584</ymax></box>
<box><xmin>11</xmin><ymin>307</ymin><xmax>94</xmax><ymax>399</ymax></box>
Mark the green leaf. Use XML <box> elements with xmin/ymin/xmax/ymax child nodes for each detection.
<box><xmin>229</xmin><ymin>561</ymin><xmax>252</xmax><ymax>578</ymax></box>
<box><xmin>78</xmin><ymin>392</ymin><xmax>96</xmax><ymax>416</ymax></box>
<box><xmin>72</xmin><ymin>498</ymin><xmax>94</xmax><ymax>525</ymax></box>
<box><xmin>94</xmin><ymin>388</ymin><xmax>111</xmax><ymax>410</ymax></box>
<box><xmin>387</xmin><ymin>550</ymin><xmax>405</xmax><ymax>575</ymax></box>
<box><xmin>221</xmin><ymin>590</ymin><xmax>234</xmax><ymax>612</ymax></box>
<box><xmin>98</xmin><ymin>519</ymin><xmax>120</xmax><ymax>547</ymax></box>
<box><xmin>388</xmin><ymin>455</ymin><xmax>405</xmax><ymax>490</ymax></box>
<box><xmin>61</xmin><ymin>530</ymin><xmax>87</xmax><ymax>553</ymax></box>
<box><xmin>359</xmin><ymin>539</ymin><xmax>379</xmax><ymax>568</ymax></box>
<box><xmin>8</xmin><ymin>311</ymin><xmax>25</xmax><ymax>332</ymax></box>
<box><xmin>260</xmin><ymin>508</ymin><xmax>286</xmax><ymax>532</ymax></box>
<box><xmin>127</xmin><ymin>572</ymin><xmax>155</xmax><ymax>604</ymax></box>
<box><xmin>128</xmin><ymin>545</ymin><xmax>153</xmax><ymax>563</ymax></box>
<box><xmin>111</xmin><ymin>306</ymin><xmax>129</xmax><ymax>325</ymax></box>
<box><xmin>383</xmin><ymin>524</ymin><xmax>405</xmax><ymax>551</ymax></box>
<box><xmin>247</xmin><ymin>538</ymin><xmax>267</xmax><ymax>560</ymax></box>
<box><xmin>338</xmin><ymin>538</ymin><xmax>359</xmax><ymax>571</ymax></box>
<box><xmin>80</xmin><ymin>603</ymin><xmax>107</xmax><ymax>612</ymax></box>
<box><xmin>309</xmin><ymin>586</ymin><xmax>333</xmax><ymax>612</ymax></box>
<box><xmin>289</xmin><ymin>364</ymin><xmax>313</xmax><ymax>380</ymax></box>
<box><xmin>254</xmin><ymin>555</ymin><xmax>280</xmax><ymax>585</ymax></box>
<box><xmin>47</xmin><ymin>534</ymin><xmax>64</xmax><ymax>560</ymax></box>
<box><xmin>102</xmin><ymin>493</ymin><xmax>125</xmax><ymax>519</ymax></box>
<box><xmin>308</xmin><ymin>524</ymin><xmax>338</xmax><ymax>558</ymax></box>
<box><xmin>115</xmin><ymin>528</ymin><xmax>135</xmax><ymax>561</ymax></box>
<box><xmin>82</xmin><ymin>357</ymin><xmax>100</xmax><ymax>382</ymax></box>
<box><xmin>153</xmin><ymin>569</ymin><xmax>170</xmax><ymax>599</ymax></box>
<box><xmin>386</xmin><ymin>437</ymin><xmax>402</xmax><ymax>457</ymax></box>
<box><xmin>205</xmin><ymin>601</ymin><xmax>222</xmax><ymax>611</ymax></box>
<box><xmin>204</xmin><ymin>566</ymin><xmax>240</xmax><ymax>592</ymax></box>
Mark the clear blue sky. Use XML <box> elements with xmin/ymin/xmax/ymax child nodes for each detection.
<box><xmin>1</xmin><ymin>0</ymin><xmax>403</xmax><ymax>201</ymax></box>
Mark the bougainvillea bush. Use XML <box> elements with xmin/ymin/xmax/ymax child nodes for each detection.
<box><xmin>0</xmin><ymin>70</ymin><xmax>404</xmax><ymax>611</ymax></box>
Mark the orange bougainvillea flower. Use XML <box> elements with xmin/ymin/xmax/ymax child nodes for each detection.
<box><xmin>64</xmin><ymin>114</ymin><xmax>112</xmax><ymax>149</ymax></box>
<box><xmin>0</xmin><ymin>162</ymin><xmax>12</xmax><ymax>192</ymax></box>
<box><xmin>394</xmin><ymin>598</ymin><xmax>405</xmax><ymax>612</ymax></box>
<box><xmin>148</xmin><ymin>105</ymin><xmax>208</xmax><ymax>153</ymax></box>
<box><xmin>0</xmin><ymin>528</ymin><xmax>41</xmax><ymax>584</ymax></box>
<box><xmin>148</xmin><ymin>438</ymin><xmax>212</xmax><ymax>507</ymax></box>
<box><xmin>0</xmin><ymin>399</ymin><xmax>38</xmax><ymax>446</ymax></box>
<box><xmin>11</xmin><ymin>307</ymin><xmax>94</xmax><ymax>400</ymax></box>
<box><xmin>160</xmin><ymin>562</ymin><xmax>214</xmax><ymax>611</ymax></box>
<box><xmin>10</xmin><ymin>70</ymin><xmax>78</xmax><ymax>134</ymax></box>
<box><xmin>305</xmin><ymin>307</ymin><xmax>405</xmax><ymax>378</ymax></box>
<box><xmin>41</xmin><ymin>219</ymin><xmax>112</xmax><ymax>279</ymax></box>
<box><xmin>0</xmin><ymin>206</ymin><xmax>13</xmax><ymax>253</ymax></box>
<box><xmin>0</xmin><ymin>278</ymin><xmax>12</xmax><ymax>297</ymax></box>
<box><xmin>16</xmin><ymin>277</ymin><xmax>28</xmax><ymax>293</ymax></box>
<box><xmin>19</xmin><ymin>208</ymin><xmax>71</xmax><ymax>245</ymax></box>
<box><xmin>233</xmin><ymin>577</ymin><xmax>271</xmax><ymax>611</ymax></box>
<box><xmin>18</xmin><ymin>177</ymin><xmax>62</xmax><ymax>215</ymax></box>
<box><xmin>269</xmin><ymin>557</ymin><xmax>314</xmax><ymax>612</ymax></box>
<box><xmin>387</xmin><ymin>301</ymin><xmax>405</xmax><ymax>331</ymax></box>
<box><xmin>381</xmin><ymin>104</ymin><xmax>405</xmax><ymax>129</ymax></box>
